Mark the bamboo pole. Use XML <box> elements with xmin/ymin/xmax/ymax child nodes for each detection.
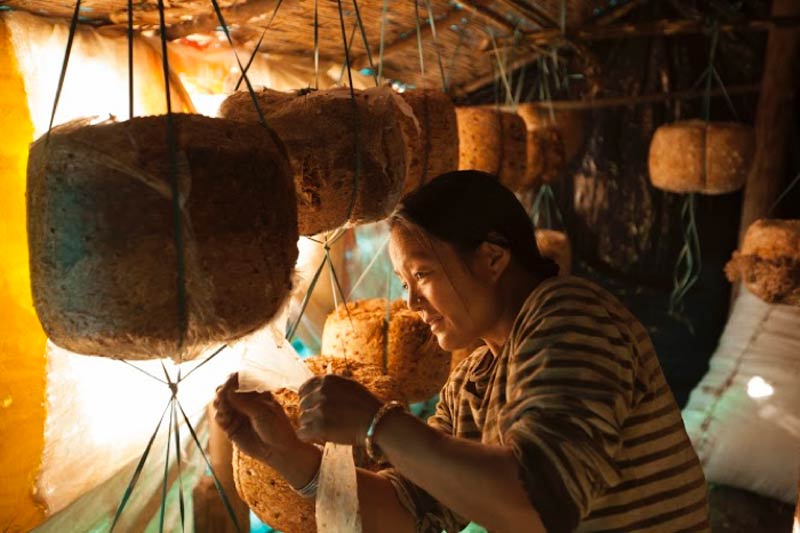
<box><xmin>738</xmin><ymin>0</ymin><xmax>800</xmax><ymax>242</ymax></box>
<box><xmin>795</xmin><ymin>470</ymin><xmax>800</xmax><ymax>533</ymax></box>
<box><xmin>471</xmin><ymin>83</ymin><xmax>759</xmax><ymax>109</ymax></box>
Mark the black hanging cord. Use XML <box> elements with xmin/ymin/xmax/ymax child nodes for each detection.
<box><xmin>234</xmin><ymin>0</ymin><xmax>284</xmax><ymax>91</ymax></box>
<box><xmin>46</xmin><ymin>0</ymin><xmax>82</xmax><ymax>141</ymax></box>
<box><xmin>155</xmin><ymin>0</ymin><xmax>189</xmax><ymax>355</ymax></box>
<box><xmin>352</xmin><ymin>0</ymin><xmax>378</xmax><ymax>86</ymax></box>
<box><xmin>127</xmin><ymin>0</ymin><xmax>134</xmax><ymax>120</ymax></box>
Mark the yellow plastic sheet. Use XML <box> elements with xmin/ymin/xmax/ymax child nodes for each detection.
<box><xmin>0</xmin><ymin>14</ymin><xmax>48</xmax><ymax>532</ymax></box>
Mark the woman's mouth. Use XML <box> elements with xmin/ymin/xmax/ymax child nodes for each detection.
<box><xmin>426</xmin><ymin>317</ymin><xmax>444</xmax><ymax>331</ymax></box>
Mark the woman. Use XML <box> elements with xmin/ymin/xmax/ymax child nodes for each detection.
<box><xmin>215</xmin><ymin>170</ymin><xmax>710</xmax><ymax>532</ymax></box>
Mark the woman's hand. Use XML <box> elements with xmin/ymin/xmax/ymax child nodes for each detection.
<box><xmin>213</xmin><ymin>373</ymin><xmax>300</xmax><ymax>465</ymax></box>
<box><xmin>296</xmin><ymin>374</ymin><xmax>383</xmax><ymax>446</ymax></box>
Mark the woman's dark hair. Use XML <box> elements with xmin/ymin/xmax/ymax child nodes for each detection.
<box><xmin>390</xmin><ymin>170</ymin><xmax>559</xmax><ymax>279</ymax></box>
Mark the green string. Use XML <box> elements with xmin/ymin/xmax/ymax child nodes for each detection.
<box><xmin>335</xmin><ymin>0</ymin><xmax>362</xmax><ymax>225</ymax></box>
<box><xmin>127</xmin><ymin>0</ymin><xmax>133</xmax><ymax>120</ymax></box>
<box><xmin>176</xmin><ymin>401</ymin><xmax>242</xmax><ymax>533</ymax></box>
<box><xmin>422</xmin><ymin>0</ymin><xmax>448</xmax><ymax>92</ymax></box>
<box><xmin>488</xmin><ymin>30</ymin><xmax>513</xmax><ymax>106</ymax></box>
<box><xmin>314</xmin><ymin>0</ymin><xmax>320</xmax><ymax>89</ymax></box>
<box><xmin>347</xmin><ymin>233</ymin><xmax>391</xmax><ymax>299</ymax></box>
<box><xmin>382</xmin><ymin>286</ymin><xmax>391</xmax><ymax>375</ymax></box>
<box><xmin>157</xmin><ymin>395</ymin><xmax>174</xmax><ymax>532</ymax></box>
<box><xmin>768</xmin><ymin>172</ymin><xmax>800</xmax><ymax>215</ymax></box>
<box><xmin>413</xmin><ymin>0</ymin><xmax>425</xmax><ymax>79</ymax></box>
<box><xmin>377</xmin><ymin>0</ymin><xmax>388</xmax><ymax>84</ymax></box>
<box><xmin>286</xmin><ymin>253</ymin><xmax>327</xmax><ymax>341</ymax></box>
<box><xmin>120</xmin><ymin>359</ymin><xmax>168</xmax><ymax>385</ymax></box>
<box><xmin>336</xmin><ymin>22</ymin><xmax>358</xmax><ymax>84</ymax></box>
<box><xmin>668</xmin><ymin>22</ymin><xmax>730</xmax><ymax>325</ymax></box>
<box><xmin>155</xmin><ymin>0</ymin><xmax>188</xmax><ymax>355</ymax></box>
<box><xmin>352</xmin><ymin>0</ymin><xmax>378</xmax><ymax>86</ymax></box>
<box><xmin>530</xmin><ymin>185</ymin><xmax>564</xmax><ymax>230</ymax></box>
<box><xmin>209</xmin><ymin>0</ymin><xmax>270</xmax><ymax>129</ymax></box>
<box><xmin>172</xmin><ymin>399</ymin><xmax>186</xmax><ymax>532</ymax></box>
<box><xmin>669</xmin><ymin>193</ymin><xmax>702</xmax><ymax>326</ymax></box>
<box><xmin>110</xmin><ymin>400</ymin><xmax>171</xmax><ymax>531</ymax></box>
<box><xmin>177</xmin><ymin>343</ymin><xmax>227</xmax><ymax>384</ymax></box>
<box><xmin>446</xmin><ymin>11</ymin><xmax>474</xmax><ymax>85</ymax></box>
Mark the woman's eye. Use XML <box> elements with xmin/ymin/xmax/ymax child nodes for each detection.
<box><xmin>413</xmin><ymin>271</ymin><xmax>427</xmax><ymax>281</ymax></box>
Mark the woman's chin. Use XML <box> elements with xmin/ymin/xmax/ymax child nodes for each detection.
<box><xmin>434</xmin><ymin>331</ymin><xmax>465</xmax><ymax>352</ymax></box>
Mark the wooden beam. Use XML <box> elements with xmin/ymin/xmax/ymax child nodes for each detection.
<box><xmin>584</xmin><ymin>0</ymin><xmax>650</xmax><ymax>26</ymax></box>
<box><xmin>491</xmin><ymin>0</ymin><xmax>559</xmax><ymax>28</ymax></box>
<box><xmin>352</xmin><ymin>7</ymin><xmax>468</xmax><ymax>70</ymax></box>
<box><xmin>158</xmin><ymin>0</ymin><xmax>281</xmax><ymax>40</ymax></box>
<box><xmin>478</xmin><ymin>83</ymin><xmax>759</xmax><ymax>110</ymax></box>
<box><xmin>457</xmin><ymin>0</ymin><xmax>518</xmax><ymax>31</ymax></box>
<box><xmin>492</xmin><ymin>15</ymin><xmax>800</xmax><ymax>49</ymax></box>
<box><xmin>453</xmin><ymin>51</ymin><xmax>540</xmax><ymax>97</ymax></box>
<box><xmin>738</xmin><ymin>0</ymin><xmax>800</xmax><ymax>241</ymax></box>
<box><xmin>350</xmin><ymin>2</ymin><xmax>519</xmax><ymax>70</ymax></box>
<box><xmin>454</xmin><ymin>1</ymin><xmax>649</xmax><ymax>96</ymax></box>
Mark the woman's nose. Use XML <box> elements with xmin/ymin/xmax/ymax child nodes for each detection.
<box><xmin>406</xmin><ymin>286</ymin><xmax>422</xmax><ymax>310</ymax></box>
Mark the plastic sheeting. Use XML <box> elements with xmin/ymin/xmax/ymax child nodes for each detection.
<box><xmin>34</xmin><ymin>416</ymin><xmax>209</xmax><ymax>532</ymax></box>
<box><xmin>682</xmin><ymin>286</ymin><xmax>800</xmax><ymax>504</ymax></box>
<box><xmin>36</xmin><ymin>342</ymin><xmax>241</xmax><ymax>516</ymax></box>
<box><xmin>238</xmin><ymin>327</ymin><xmax>363</xmax><ymax>533</ymax></box>
<box><xmin>4</xmin><ymin>11</ymin><xmax>194</xmax><ymax>138</ymax></box>
<box><xmin>0</xmin><ymin>13</ymin><xmax>48</xmax><ymax>532</ymax></box>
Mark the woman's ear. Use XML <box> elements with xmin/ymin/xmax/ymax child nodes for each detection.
<box><xmin>474</xmin><ymin>241</ymin><xmax>511</xmax><ymax>283</ymax></box>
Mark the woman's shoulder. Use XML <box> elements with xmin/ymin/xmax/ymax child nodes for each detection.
<box><xmin>521</xmin><ymin>275</ymin><xmax>629</xmax><ymax>316</ymax></box>
<box><xmin>510</xmin><ymin>275</ymin><xmax>637</xmax><ymax>342</ymax></box>
<box><xmin>450</xmin><ymin>343</ymin><xmax>492</xmax><ymax>380</ymax></box>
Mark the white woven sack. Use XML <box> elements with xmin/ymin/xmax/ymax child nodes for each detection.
<box><xmin>682</xmin><ymin>286</ymin><xmax>800</xmax><ymax>504</ymax></box>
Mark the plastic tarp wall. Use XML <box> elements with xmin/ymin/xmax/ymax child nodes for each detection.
<box><xmin>0</xmin><ymin>13</ymin><xmax>48</xmax><ymax>532</ymax></box>
<box><xmin>0</xmin><ymin>8</ymin><xmax>375</xmax><ymax>531</ymax></box>
<box><xmin>2</xmin><ymin>10</ymin><xmax>223</xmax><ymax>530</ymax></box>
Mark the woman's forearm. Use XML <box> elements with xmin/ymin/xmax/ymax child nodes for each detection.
<box><xmin>375</xmin><ymin>410</ymin><xmax>546</xmax><ymax>533</ymax></box>
<box><xmin>269</xmin><ymin>440</ymin><xmax>416</xmax><ymax>533</ymax></box>
<box><xmin>357</xmin><ymin>469</ymin><xmax>416</xmax><ymax>533</ymax></box>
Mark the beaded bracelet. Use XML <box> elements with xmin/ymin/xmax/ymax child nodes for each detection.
<box><xmin>365</xmin><ymin>400</ymin><xmax>405</xmax><ymax>463</ymax></box>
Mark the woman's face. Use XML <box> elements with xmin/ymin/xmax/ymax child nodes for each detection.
<box><xmin>388</xmin><ymin>222</ymin><xmax>499</xmax><ymax>351</ymax></box>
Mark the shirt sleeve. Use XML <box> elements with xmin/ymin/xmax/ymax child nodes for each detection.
<box><xmin>498</xmin><ymin>282</ymin><xmax>638</xmax><ymax>533</ymax></box>
<box><xmin>377</xmin><ymin>367</ymin><xmax>471</xmax><ymax>533</ymax></box>
<box><xmin>378</xmin><ymin>468</ymin><xmax>469</xmax><ymax>533</ymax></box>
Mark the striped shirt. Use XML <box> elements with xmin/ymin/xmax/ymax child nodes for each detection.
<box><xmin>382</xmin><ymin>276</ymin><xmax>710</xmax><ymax>532</ymax></box>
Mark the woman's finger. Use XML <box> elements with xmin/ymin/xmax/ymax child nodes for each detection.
<box><xmin>298</xmin><ymin>375</ymin><xmax>323</xmax><ymax>398</ymax></box>
<box><xmin>298</xmin><ymin>386</ymin><xmax>322</xmax><ymax>412</ymax></box>
<box><xmin>296</xmin><ymin>405</ymin><xmax>325</xmax><ymax>442</ymax></box>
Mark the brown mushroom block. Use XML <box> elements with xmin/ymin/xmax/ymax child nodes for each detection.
<box><xmin>398</xmin><ymin>89</ymin><xmax>459</xmax><ymax>193</ymax></box>
<box><xmin>725</xmin><ymin>219</ymin><xmax>800</xmax><ymax>305</ymax></box>
<box><xmin>27</xmin><ymin>114</ymin><xmax>298</xmax><ymax>361</ymax></box>
<box><xmin>456</xmin><ymin>107</ymin><xmax>527</xmax><ymax>192</ymax></box>
<box><xmin>648</xmin><ymin>120</ymin><xmax>755</xmax><ymax>194</ymax></box>
<box><xmin>220</xmin><ymin>87</ymin><xmax>413</xmax><ymax>236</ymax></box>
<box><xmin>322</xmin><ymin>298</ymin><xmax>451</xmax><ymax>403</ymax></box>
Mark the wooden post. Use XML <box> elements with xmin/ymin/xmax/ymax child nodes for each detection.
<box><xmin>794</xmin><ymin>469</ymin><xmax>800</xmax><ymax>533</ymax></box>
<box><xmin>738</xmin><ymin>0</ymin><xmax>800</xmax><ymax>242</ymax></box>
<box><xmin>193</xmin><ymin>404</ymin><xmax>251</xmax><ymax>533</ymax></box>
